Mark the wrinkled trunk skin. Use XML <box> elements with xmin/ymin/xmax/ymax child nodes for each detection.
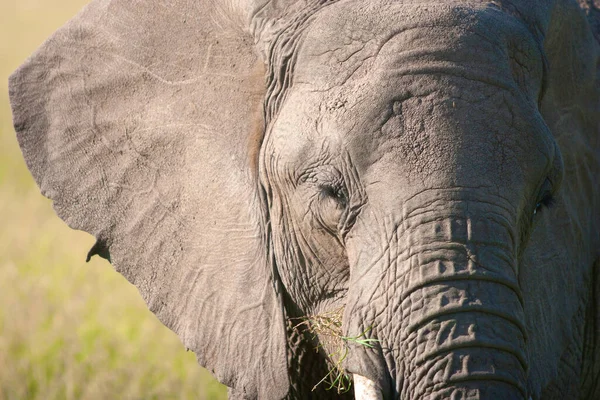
<box><xmin>344</xmin><ymin>196</ymin><xmax>528</xmax><ymax>400</ymax></box>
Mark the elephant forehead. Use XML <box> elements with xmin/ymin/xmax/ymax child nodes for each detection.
<box><xmin>284</xmin><ymin>1</ymin><xmax>549</xmax><ymax>164</ymax></box>
<box><xmin>293</xmin><ymin>0</ymin><xmax>540</xmax><ymax>92</ymax></box>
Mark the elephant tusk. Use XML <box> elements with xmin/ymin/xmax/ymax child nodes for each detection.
<box><xmin>353</xmin><ymin>374</ymin><xmax>383</xmax><ymax>400</ymax></box>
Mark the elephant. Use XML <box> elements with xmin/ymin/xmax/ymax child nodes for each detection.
<box><xmin>8</xmin><ymin>0</ymin><xmax>600</xmax><ymax>398</ymax></box>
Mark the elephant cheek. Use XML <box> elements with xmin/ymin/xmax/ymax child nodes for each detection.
<box><xmin>343</xmin><ymin>214</ymin><xmax>529</xmax><ymax>400</ymax></box>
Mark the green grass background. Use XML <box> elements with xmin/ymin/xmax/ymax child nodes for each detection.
<box><xmin>0</xmin><ymin>2</ymin><xmax>227</xmax><ymax>399</ymax></box>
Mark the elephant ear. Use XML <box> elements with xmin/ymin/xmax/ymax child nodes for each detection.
<box><xmin>521</xmin><ymin>0</ymin><xmax>599</xmax><ymax>396</ymax></box>
<box><xmin>9</xmin><ymin>0</ymin><xmax>289</xmax><ymax>397</ymax></box>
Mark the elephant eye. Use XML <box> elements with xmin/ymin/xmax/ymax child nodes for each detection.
<box><xmin>319</xmin><ymin>184</ymin><xmax>348</xmax><ymax>207</ymax></box>
<box><xmin>312</xmin><ymin>183</ymin><xmax>350</xmax><ymax>234</ymax></box>
<box><xmin>533</xmin><ymin>178</ymin><xmax>555</xmax><ymax>216</ymax></box>
<box><xmin>533</xmin><ymin>193</ymin><xmax>554</xmax><ymax>215</ymax></box>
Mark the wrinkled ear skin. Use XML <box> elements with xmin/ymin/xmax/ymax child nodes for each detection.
<box><xmin>9</xmin><ymin>0</ymin><xmax>289</xmax><ymax>398</ymax></box>
<box><xmin>579</xmin><ymin>3</ymin><xmax>600</xmax><ymax>397</ymax></box>
<box><xmin>519</xmin><ymin>1</ymin><xmax>600</xmax><ymax>398</ymax></box>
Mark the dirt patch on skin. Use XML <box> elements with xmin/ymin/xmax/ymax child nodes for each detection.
<box><xmin>577</xmin><ymin>0</ymin><xmax>600</xmax><ymax>43</ymax></box>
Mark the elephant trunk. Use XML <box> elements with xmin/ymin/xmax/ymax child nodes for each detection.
<box><xmin>400</xmin><ymin>216</ymin><xmax>528</xmax><ymax>399</ymax></box>
<box><xmin>346</xmin><ymin>203</ymin><xmax>529</xmax><ymax>399</ymax></box>
<box><xmin>400</xmin><ymin>279</ymin><xmax>528</xmax><ymax>399</ymax></box>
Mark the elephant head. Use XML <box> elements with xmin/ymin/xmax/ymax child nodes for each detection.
<box><xmin>9</xmin><ymin>0</ymin><xmax>600</xmax><ymax>398</ymax></box>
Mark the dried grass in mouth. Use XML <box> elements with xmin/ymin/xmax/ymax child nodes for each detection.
<box><xmin>290</xmin><ymin>307</ymin><xmax>378</xmax><ymax>394</ymax></box>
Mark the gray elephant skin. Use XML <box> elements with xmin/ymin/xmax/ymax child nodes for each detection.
<box><xmin>8</xmin><ymin>0</ymin><xmax>600</xmax><ymax>399</ymax></box>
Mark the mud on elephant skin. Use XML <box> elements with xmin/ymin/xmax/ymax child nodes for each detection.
<box><xmin>9</xmin><ymin>0</ymin><xmax>600</xmax><ymax>399</ymax></box>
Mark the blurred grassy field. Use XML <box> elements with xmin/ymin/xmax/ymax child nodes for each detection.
<box><xmin>0</xmin><ymin>2</ymin><xmax>227</xmax><ymax>399</ymax></box>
